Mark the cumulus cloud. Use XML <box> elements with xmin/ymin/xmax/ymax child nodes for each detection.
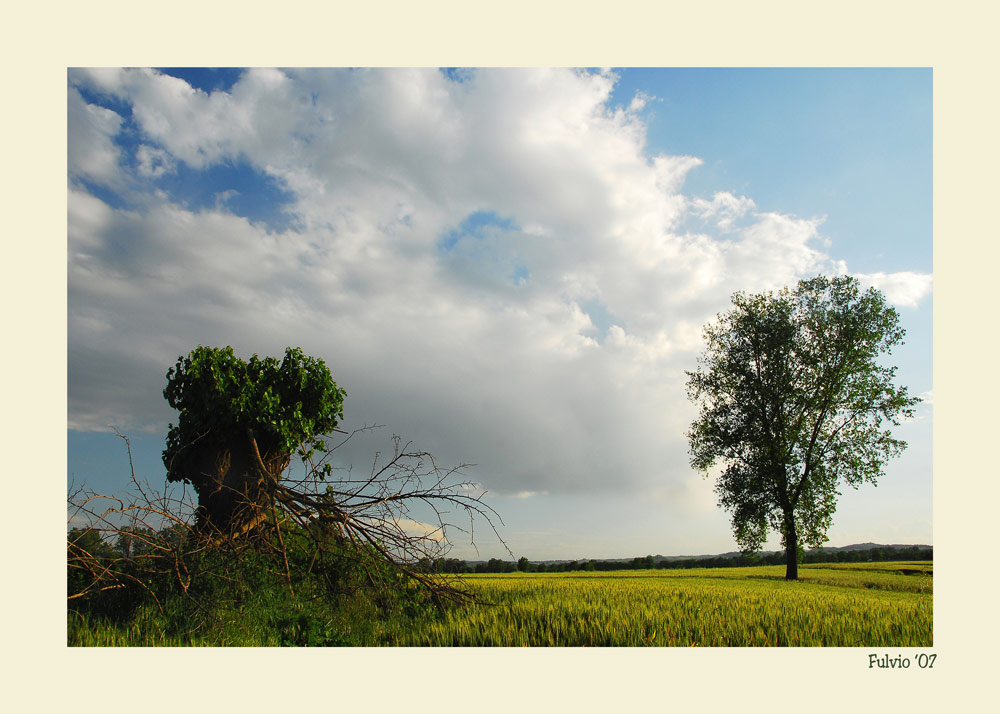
<box><xmin>690</xmin><ymin>191</ymin><xmax>756</xmax><ymax>231</ymax></box>
<box><xmin>68</xmin><ymin>86</ymin><xmax>124</xmax><ymax>187</ymax></box>
<box><xmin>135</xmin><ymin>145</ymin><xmax>175</xmax><ymax>178</ymax></box>
<box><xmin>67</xmin><ymin>68</ymin><xmax>932</xmax><ymax>499</ymax></box>
<box><xmin>854</xmin><ymin>271</ymin><xmax>933</xmax><ymax>308</ymax></box>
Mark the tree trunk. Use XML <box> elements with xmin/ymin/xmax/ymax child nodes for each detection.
<box><xmin>180</xmin><ymin>433</ymin><xmax>289</xmax><ymax>536</ymax></box>
<box><xmin>783</xmin><ymin>516</ymin><xmax>799</xmax><ymax>581</ymax></box>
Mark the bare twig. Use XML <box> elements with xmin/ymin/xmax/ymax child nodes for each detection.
<box><xmin>68</xmin><ymin>426</ymin><xmax>509</xmax><ymax>615</ymax></box>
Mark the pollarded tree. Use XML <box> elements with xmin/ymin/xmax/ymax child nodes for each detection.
<box><xmin>159</xmin><ymin>345</ymin><xmax>508</xmax><ymax>600</ymax></box>
<box><xmin>685</xmin><ymin>275</ymin><xmax>920</xmax><ymax>580</ymax></box>
<box><xmin>163</xmin><ymin>345</ymin><xmax>346</xmax><ymax>535</ymax></box>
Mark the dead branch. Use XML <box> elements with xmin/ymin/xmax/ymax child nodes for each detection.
<box><xmin>68</xmin><ymin>426</ymin><xmax>509</xmax><ymax>617</ymax></box>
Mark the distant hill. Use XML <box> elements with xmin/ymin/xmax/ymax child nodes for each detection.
<box><xmin>814</xmin><ymin>542</ymin><xmax>933</xmax><ymax>552</ymax></box>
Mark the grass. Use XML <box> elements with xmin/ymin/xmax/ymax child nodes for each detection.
<box><xmin>69</xmin><ymin>586</ymin><xmax>409</xmax><ymax>646</ymax></box>
<box><xmin>69</xmin><ymin>561</ymin><xmax>932</xmax><ymax>647</ymax></box>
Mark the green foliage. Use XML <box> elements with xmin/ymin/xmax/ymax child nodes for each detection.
<box><xmin>476</xmin><ymin>558</ymin><xmax>518</xmax><ymax>573</ymax></box>
<box><xmin>68</xmin><ymin>527</ymin><xmax>115</xmax><ymax>560</ymax></box>
<box><xmin>68</xmin><ymin>513</ymin><xmax>449</xmax><ymax>646</ymax></box>
<box><xmin>686</xmin><ymin>276</ymin><xmax>920</xmax><ymax>576</ymax></box>
<box><xmin>113</xmin><ymin>526</ymin><xmax>157</xmax><ymax>559</ymax></box>
<box><xmin>162</xmin><ymin>345</ymin><xmax>346</xmax><ymax>483</ymax></box>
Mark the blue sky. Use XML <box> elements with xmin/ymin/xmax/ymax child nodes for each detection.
<box><xmin>610</xmin><ymin>69</ymin><xmax>931</xmax><ymax>271</ymax></box>
<box><xmin>67</xmin><ymin>68</ymin><xmax>932</xmax><ymax>559</ymax></box>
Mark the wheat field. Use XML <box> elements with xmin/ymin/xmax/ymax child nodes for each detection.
<box><xmin>373</xmin><ymin>562</ymin><xmax>932</xmax><ymax>647</ymax></box>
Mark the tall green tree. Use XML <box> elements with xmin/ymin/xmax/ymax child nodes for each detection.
<box><xmin>685</xmin><ymin>276</ymin><xmax>919</xmax><ymax>580</ymax></box>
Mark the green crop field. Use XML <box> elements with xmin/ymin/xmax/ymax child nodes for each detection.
<box><xmin>365</xmin><ymin>562</ymin><xmax>932</xmax><ymax>647</ymax></box>
<box><xmin>68</xmin><ymin>561</ymin><xmax>932</xmax><ymax>647</ymax></box>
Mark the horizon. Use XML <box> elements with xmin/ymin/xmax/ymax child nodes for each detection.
<box><xmin>67</xmin><ymin>67</ymin><xmax>932</xmax><ymax>561</ymax></box>
<box><xmin>453</xmin><ymin>541</ymin><xmax>935</xmax><ymax>564</ymax></box>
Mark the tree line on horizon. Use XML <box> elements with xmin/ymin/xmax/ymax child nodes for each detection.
<box><xmin>417</xmin><ymin>545</ymin><xmax>933</xmax><ymax>574</ymax></box>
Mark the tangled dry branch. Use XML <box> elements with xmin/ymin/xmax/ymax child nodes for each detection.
<box><xmin>68</xmin><ymin>427</ymin><xmax>510</xmax><ymax>614</ymax></box>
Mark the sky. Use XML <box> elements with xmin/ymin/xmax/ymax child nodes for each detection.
<box><xmin>67</xmin><ymin>67</ymin><xmax>932</xmax><ymax>561</ymax></box>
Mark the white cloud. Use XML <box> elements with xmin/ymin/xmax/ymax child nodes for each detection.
<box><xmin>135</xmin><ymin>145</ymin><xmax>175</xmax><ymax>178</ymax></box>
<box><xmin>690</xmin><ymin>191</ymin><xmax>756</xmax><ymax>231</ymax></box>
<box><xmin>511</xmin><ymin>491</ymin><xmax>547</xmax><ymax>499</ymax></box>
<box><xmin>67</xmin><ymin>68</ymin><xmax>929</xmax><ymax>500</ymax></box>
<box><xmin>854</xmin><ymin>271</ymin><xmax>933</xmax><ymax>308</ymax></box>
<box><xmin>67</xmin><ymin>86</ymin><xmax>123</xmax><ymax>187</ymax></box>
<box><xmin>393</xmin><ymin>518</ymin><xmax>446</xmax><ymax>544</ymax></box>
<box><xmin>213</xmin><ymin>189</ymin><xmax>239</xmax><ymax>209</ymax></box>
<box><xmin>728</xmin><ymin>212</ymin><xmax>830</xmax><ymax>288</ymax></box>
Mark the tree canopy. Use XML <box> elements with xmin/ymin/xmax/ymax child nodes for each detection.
<box><xmin>685</xmin><ymin>275</ymin><xmax>919</xmax><ymax>580</ymax></box>
<box><xmin>163</xmin><ymin>345</ymin><xmax>346</xmax><ymax>477</ymax></box>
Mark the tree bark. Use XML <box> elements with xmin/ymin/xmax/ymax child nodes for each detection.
<box><xmin>179</xmin><ymin>433</ymin><xmax>289</xmax><ymax>536</ymax></box>
<box><xmin>783</xmin><ymin>516</ymin><xmax>799</xmax><ymax>581</ymax></box>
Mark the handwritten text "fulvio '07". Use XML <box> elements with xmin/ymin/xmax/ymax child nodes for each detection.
<box><xmin>869</xmin><ymin>653</ymin><xmax>936</xmax><ymax>669</ymax></box>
